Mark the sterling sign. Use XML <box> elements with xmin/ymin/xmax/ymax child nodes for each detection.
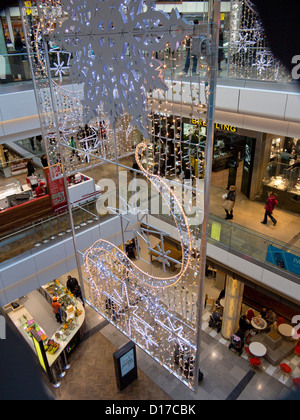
<box><xmin>192</xmin><ymin>119</ymin><xmax>237</xmax><ymax>133</ymax></box>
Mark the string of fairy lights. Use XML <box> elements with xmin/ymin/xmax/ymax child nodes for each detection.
<box><xmin>23</xmin><ymin>0</ymin><xmax>139</xmax><ymax>178</ymax></box>
<box><xmin>228</xmin><ymin>0</ymin><xmax>291</xmax><ymax>82</ymax></box>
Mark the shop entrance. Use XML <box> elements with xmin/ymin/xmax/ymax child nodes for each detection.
<box><xmin>182</xmin><ymin>118</ymin><xmax>256</xmax><ymax>197</ymax></box>
<box><xmin>211</xmin><ymin>131</ymin><xmax>256</xmax><ymax>197</ymax></box>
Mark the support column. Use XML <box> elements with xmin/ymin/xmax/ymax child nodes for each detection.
<box><xmin>221</xmin><ymin>276</ymin><xmax>244</xmax><ymax>340</ymax></box>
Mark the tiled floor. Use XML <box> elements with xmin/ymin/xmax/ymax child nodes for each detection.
<box><xmin>17</xmin><ymin>270</ymin><xmax>294</xmax><ymax>401</ymax></box>
<box><xmin>33</xmin><ymin>270</ymin><xmax>298</xmax><ymax>401</ymax></box>
<box><xmin>46</xmin><ymin>301</ymin><xmax>300</xmax><ymax>401</ymax></box>
<box><xmin>201</xmin><ymin>310</ymin><xmax>300</xmax><ymax>390</ymax></box>
<box><xmin>51</xmin><ymin>324</ymin><xmax>171</xmax><ymax>401</ymax></box>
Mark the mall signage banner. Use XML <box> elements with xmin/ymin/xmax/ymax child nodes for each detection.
<box><xmin>266</xmin><ymin>245</ymin><xmax>300</xmax><ymax>276</ymax></box>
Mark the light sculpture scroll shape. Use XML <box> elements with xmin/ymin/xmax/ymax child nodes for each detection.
<box><xmin>54</xmin><ymin>0</ymin><xmax>192</xmax><ymax>134</ymax></box>
<box><xmin>85</xmin><ymin>141</ymin><xmax>192</xmax><ymax>289</ymax></box>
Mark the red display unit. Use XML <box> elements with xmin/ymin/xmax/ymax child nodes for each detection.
<box><xmin>44</xmin><ymin>164</ymin><xmax>68</xmax><ymax>214</ymax></box>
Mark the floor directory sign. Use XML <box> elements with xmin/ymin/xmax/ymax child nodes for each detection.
<box><xmin>113</xmin><ymin>341</ymin><xmax>137</xmax><ymax>391</ymax></box>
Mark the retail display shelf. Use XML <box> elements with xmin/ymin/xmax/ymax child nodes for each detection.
<box><xmin>7</xmin><ymin>283</ymin><xmax>85</xmax><ymax>367</ymax></box>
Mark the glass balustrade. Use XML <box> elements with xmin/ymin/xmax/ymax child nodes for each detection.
<box><xmin>0</xmin><ymin>45</ymin><xmax>296</xmax><ymax>87</ymax></box>
<box><xmin>0</xmin><ymin>198</ymin><xmax>113</xmax><ymax>264</ymax></box>
<box><xmin>0</xmin><ymin>184</ymin><xmax>299</xmax><ymax>279</ymax></box>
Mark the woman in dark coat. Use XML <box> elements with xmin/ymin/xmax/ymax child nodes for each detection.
<box><xmin>261</xmin><ymin>191</ymin><xmax>278</xmax><ymax>226</ymax></box>
<box><xmin>224</xmin><ymin>185</ymin><xmax>236</xmax><ymax>220</ymax></box>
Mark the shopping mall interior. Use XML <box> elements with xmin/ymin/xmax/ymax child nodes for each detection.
<box><xmin>0</xmin><ymin>0</ymin><xmax>300</xmax><ymax>402</ymax></box>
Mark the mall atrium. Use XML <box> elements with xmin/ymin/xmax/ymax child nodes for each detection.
<box><xmin>0</xmin><ymin>0</ymin><xmax>299</xmax><ymax>401</ymax></box>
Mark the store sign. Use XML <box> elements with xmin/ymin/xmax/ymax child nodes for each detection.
<box><xmin>44</xmin><ymin>164</ymin><xmax>68</xmax><ymax>214</ymax></box>
<box><xmin>192</xmin><ymin>119</ymin><xmax>237</xmax><ymax>133</ymax></box>
<box><xmin>24</xmin><ymin>1</ymin><xmax>32</xmax><ymax>15</ymax></box>
<box><xmin>266</xmin><ymin>245</ymin><xmax>300</xmax><ymax>276</ymax></box>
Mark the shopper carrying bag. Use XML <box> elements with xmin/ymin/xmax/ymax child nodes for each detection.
<box><xmin>223</xmin><ymin>185</ymin><xmax>236</xmax><ymax>220</ymax></box>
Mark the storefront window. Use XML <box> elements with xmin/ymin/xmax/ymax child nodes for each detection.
<box><xmin>262</xmin><ymin>137</ymin><xmax>300</xmax><ymax>211</ymax></box>
<box><xmin>183</xmin><ymin>118</ymin><xmax>256</xmax><ymax>196</ymax></box>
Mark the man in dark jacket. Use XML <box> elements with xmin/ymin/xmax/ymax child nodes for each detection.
<box><xmin>66</xmin><ymin>275</ymin><xmax>79</xmax><ymax>294</ymax></box>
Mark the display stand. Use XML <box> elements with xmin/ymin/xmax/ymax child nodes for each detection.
<box><xmin>113</xmin><ymin>341</ymin><xmax>137</xmax><ymax>391</ymax></box>
<box><xmin>7</xmin><ymin>288</ymin><xmax>84</xmax><ymax>388</ymax></box>
<box><xmin>68</xmin><ymin>173</ymin><xmax>95</xmax><ymax>205</ymax></box>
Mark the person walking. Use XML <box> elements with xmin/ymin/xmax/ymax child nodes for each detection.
<box><xmin>183</xmin><ymin>37</ymin><xmax>198</xmax><ymax>75</ymax></box>
<box><xmin>218</xmin><ymin>28</ymin><xmax>224</xmax><ymax>70</ymax></box>
<box><xmin>183</xmin><ymin>20</ymin><xmax>199</xmax><ymax>76</ymax></box>
<box><xmin>261</xmin><ymin>191</ymin><xmax>278</xmax><ymax>226</ymax></box>
<box><xmin>223</xmin><ymin>185</ymin><xmax>236</xmax><ymax>220</ymax></box>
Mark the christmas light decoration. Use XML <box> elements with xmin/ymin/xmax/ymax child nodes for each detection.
<box><xmin>53</xmin><ymin>0</ymin><xmax>193</xmax><ymax>135</ymax></box>
<box><xmin>21</xmin><ymin>0</ymin><xmax>220</xmax><ymax>390</ymax></box>
<box><xmin>228</xmin><ymin>0</ymin><xmax>291</xmax><ymax>82</ymax></box>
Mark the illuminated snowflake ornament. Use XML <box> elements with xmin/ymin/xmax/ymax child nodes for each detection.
<box><xmin>53</xmin><ymin>0</ymin><xmax>192</xmax><ymax>135</ymax></box>
<box><xmin>49</xmin><ymin>47</ymin><xmax>71</xmax><ymax>82</ymax></box>
<box><xmin>234</xmin><ymin>32</ymin><xmax>256</xmax><ymax>53</ymax></box>
<box><xmin>252</xmin><ymin>51</ymin><xmax>275</xmax><ymax>75</ymax></box>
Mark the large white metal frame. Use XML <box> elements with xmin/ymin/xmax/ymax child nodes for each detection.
<box><xmin>21</xmin><ymin>0</ymin><xmax>220</xmax><ymax>391</ymax></box>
